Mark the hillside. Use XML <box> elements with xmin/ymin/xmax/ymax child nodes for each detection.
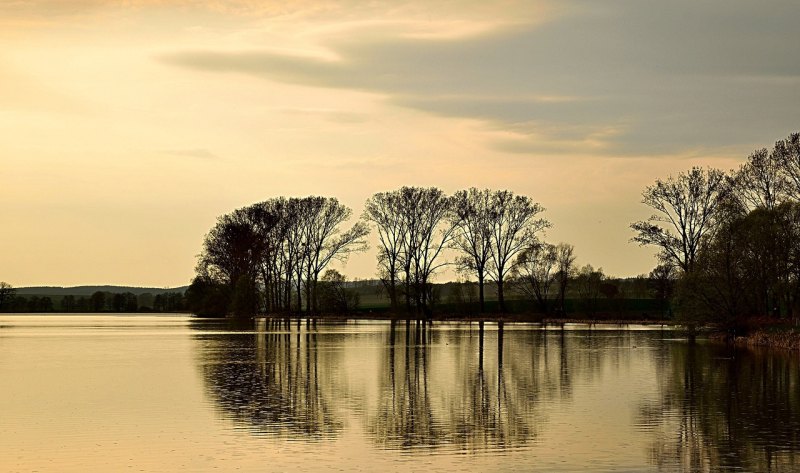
<box><xmin>15</xmin><ymin>285</ymin><xmax>189</xmax><ymax>297</ymax></box>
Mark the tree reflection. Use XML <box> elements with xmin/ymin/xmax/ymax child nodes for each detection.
<box><xmin>194</xmin><ymin>318</ymin><xmax>343</xmax><ymax>439</ymax></box>
<box><xmin>639</xmin><ymin>342</ymin><xmax>800</xmax><ymax>472</ymax></box>
<box><xmin>194</xmin><ymin>319</ymin><xmax>704</xmax><ymax>459</ymax></box>
<box><xmin>369</xmin><ymin>321</ymin><xmax>443</xmax><ymax>448</ymax></box>
<box><xmin>366</xmin><ymin>322</ymin><xmax>607</xmax><ymax>452</ymax></box>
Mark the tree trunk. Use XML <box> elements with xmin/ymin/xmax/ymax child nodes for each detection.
<box><xmin>312</xmin><ymin>276</ymin><xmax>319</xmax><ymax>315</ymax></box>
<box><xmin>296</xmin><ymin>277</ymin><xmax>302</xmax><ymax>314</ymax></box>
<box><xmin>305</xmin><ymin>279</ymin><xmax>312</xmax><ymax>314</ymax></box>
<box><xmin>260</xmin><ymin>267</ymin><xmax>270</xmax><ymax>313</ymax></box>
<box><xmin>389</xmin><ymin>277</ymin><xmax>397</xmax><ymax>311</ymax></box>
<box><xmin>404</xmin><ymin>272</ymin><xmax>412</xmax><ymax>313</ymax></box>
<box><xmin>478</xmin><ymin>271</ymin><xmax>485</xmax><ymax>313</ymax></box>
<box><xmin>497</xmin><ymin>277</ymin><xmax>505</xmax><ymax>313</ymax></box>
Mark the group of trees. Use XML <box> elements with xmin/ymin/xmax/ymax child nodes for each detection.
<box><xmin>632</xmin><ymin>132</ymin><xmax>800</xmax><ymax>329</ymax></box>
<box><xmin>512</xmin><ymin>241</ymin><xmax>576</xmax><ymax>314</ymax></box>
<box><xmin>190</xmin><ymin>196</ymin><xmax>368</xmax><ymax>317</ymax></box>
<box><xmin>0</xmin><ymin>284</ymin><xmax>187</xmax><ymax>313</ymax></box>
<box><xmin>364</xmin><ymin>187</ymin><xmax>550</xmax><ymax>317</ymax></box>
<box><xmin>193</xmin><ymin>188</ymin><xmax>557</xmax><ymax>318</ymax></box>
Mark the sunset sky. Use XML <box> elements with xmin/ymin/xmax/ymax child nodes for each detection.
<box><xmin>2</xmin><ymin>0</ymin><xmax>798</xmax><ymax>287</ymax></box>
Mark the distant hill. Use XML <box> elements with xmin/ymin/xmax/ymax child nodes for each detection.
<box><xmin>15</xmin><ymin>285</ymin><xmax>189</xmax><ymax>296</ymax></box>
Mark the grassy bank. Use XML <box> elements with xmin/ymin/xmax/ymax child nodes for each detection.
<box><xmin>733</xmin><ymin>328</ymin><xmax>800</xmax><ymax>351</ymax></box>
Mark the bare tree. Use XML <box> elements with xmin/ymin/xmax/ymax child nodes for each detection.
<box><xmin>487</xmin><ymin>191</ymin><xmax>549</xmax><ymax>313</ymax></box>
<box><xmin>731</xmin><ymin>148</ymin><xmax>786</xmax><ymax>211</ymax></box>
<box><xmin>301</xmin><ymin>197</ymin><xmax>369</xmax><ymax>314</ymax></box>
<box><xmin>774</xmin><ymin>132</ymin><xmax>800</xmax><ymax>201</ymax></box>
<box><xmin>631</xmin><ymin>167</ymin><xmax>727</xmax><ymax>273</ymax></box>
<box><xmin>367</xmin><ymin>187</ymin><xmax>455</xmax><ymax>317</ymax></box>
<box><xmin>364</xmin><ymin>191</ymin><xmax>408</xmax><ymax>311</ymax></box>
<box><xmin>248</xmin><ymin>200</ymin><xmax>286</xmax><ymax>313</ymax></box>
<box><xmin>513</xmin><ymin>242</ymin><xmax>557</xmax><ymax>313</ymax></box>
<box><xmin>404</xmin><ymin>187</ymin><xmax>456</xmax><ymax>318</ymax></box>
<box><xmin>554</xmin><ymin>243</ymin><xmax>576</xmax><ymax>315</ymax></box>
<box><xmin>450</xmin><ymin>188</ymin><xmax>493</xmax><ymax>312</ymax></box>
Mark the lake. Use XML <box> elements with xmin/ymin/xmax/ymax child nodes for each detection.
<box><xmin>1</xmin><ymin>315</ymin><xmax>798</xmax><ymax>472</ymax></box>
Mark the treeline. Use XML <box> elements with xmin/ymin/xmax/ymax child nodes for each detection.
<box><xmin>443</xmin><ymin>270</ymin><xmax>670</xmax><ymax>318</ymax></box>
<box><xmin>190</xmin><ymin>188</ymin><xmax>571</xmax><ymax>318</ymax></box>
<box><xmin>0</xmin><ymin>286</ymin><xmax>187</xmax><ymax>313</ymax></box>
<box><xmin>631</xmin><ymin>132</ymin><xmax>800</xmax><ymax>331</ymax></box>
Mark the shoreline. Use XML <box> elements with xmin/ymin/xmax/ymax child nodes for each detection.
<box><xmin>249</xmin><ymin>313</ymin><xmax>678</xmax><ymax>326</ymax></box>
<box><xmin>732</xmin><ymin>329</ymin><xmax>800</xmax><ymax>351</ymax></box>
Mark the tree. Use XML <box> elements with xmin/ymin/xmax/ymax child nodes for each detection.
<box><xmin>0</xmin><ymin>282</ymin><xmax>15</xmax><ymax>311</ymax></box>
<box><xmin>366</xmin><ymin>187</ymin><xmax>456</xmax><ymax>317</ymax></box>
<box><xmin>231</xmin><ymin>275</ymin><xmax>259</xmax><ymax>317</ymax></box>
<box><xmin>186</xmin><ymin>275</ymin><xmax>229</xmax><ymax>317</ymax></box>
<box><xmin>194</xmin><ymin>196</ymin><xmax>368</xmax><ymax>317</ymax></box>
<box><xmin>575</xmin><ymin>265</ymin><xmax>604</xmax><ymax>316</ymax></box>
<box><xmin>40</xmin><ymin>296</ymin><xmax>53</xmax><ymax>312</ymax></box>
<box><xmin>554</xmin><ymin>243</ymin><xmax>576</xmax><ymax>315</ymax></box>
<box><xmin>300</xmin><ymin>197</ymin><xmax>369</xmax><ymax>314</ymax></box>
<box><xmin>649</xmin><ymin>263</ymin><xmax>677</xmax><ymax>302</ymax></box>
<box><xmin>89</xmin><ymin>291</ymin><xmax>107</xmax><ymax>312</ymax></box>
<box><xmin>124</xmin><ymin>293</ymin><xmax>139</xmax><ymax>312</ymax></box>
<box><xmin>731</xmin><ymin>147</ymin><xmax>786</xmax><ymax>211</ymax></box>
<box><xmin>450</xmin><ymin>188</ymin><xmax>493</xmax><ymax>312</ymax></box>
<box><xmin>197</xmin><ymin>203</ymin><xmax>279</xmax><ymax>316</ymax></box>
<box><xmin>364</xmin><ymin>191</ymin><xmax>408</xmax><ymax>312</ymax></box>
<box><xmin>199</xmin><ymin>209</ymin><xmax>264</xmax><ymax>297</ymax></box>
<box><xmin>513</xmin><ymin>242</ymin><xmax>557</xmax><ymax>314</ymax></box>
<box><xmin>112</xmin><ymin>293</ymin><xmax>126</xmax><ymax>312</ymax></box>
<box><xmin>61</xmin><ymin>295</ymin><xmax>76</xmax><ymax>312</ymax></box>
<box><xmin>774</xmin><ymin>132</ymin><xmax>800</xmax><ymax>201</ymax></box>
<box><xmin>487</xmin><ymin>190</ymin><xmax>549</xmax><ymax>313</ymax></box>
<box><xmin>674</xmin><ymin>202</ymin><xmax>800</xmax><ymax>329</ymax></box>
<box><xmin>317</xmin><ymin>269</ymin><xmax>360</xmax><ymax>313</ymax></box>
<box><xmin>631</xmin><ymin>167</ymin><xmax>727</xmax><ymax>274</ymax></box>
<box><xmin>403</xmin><ymin>187</ymin><xmax>456</xmax><ymax>318</ymax></box>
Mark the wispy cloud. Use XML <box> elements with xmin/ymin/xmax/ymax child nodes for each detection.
<box><xmin>160</xmin><ymin>0</ymin><xmax>800</xmax><ymax>156</ymax></box>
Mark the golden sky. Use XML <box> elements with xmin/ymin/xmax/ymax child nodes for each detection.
<box><xmin>1</xmin><ymin>0</ymin><xmax>797</xmax><ymax>287</ymax></box>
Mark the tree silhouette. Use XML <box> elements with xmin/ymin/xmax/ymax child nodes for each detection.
<box><xmin>631</xmin><ymin>167</ymin><xmax>727</xmax><ymax>273</ymax></box>
<box><xmin>513</xmin><ymin>241</ymin><xmax>557</xmax><ymax>313</ymax></box>
<box><xmin>487</xmin><ymin>191</ymin><xmax>549</xmax><ymax>313</ymax></box>
<box><xmin>0</xmin><ymin>282</ymin><xmax>15</xmax><ymax>311</ymax></box>
<box><xmin>364</xmin><ymin>191</ymin><xmax>409</xmax><ymax>311</ymax></box>
<box><xmin>451</xmin><ymin>188</ymin><xmax>494</xmax><ymax>312</ymax></box>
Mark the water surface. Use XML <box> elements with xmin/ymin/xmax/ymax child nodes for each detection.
<box><xmin>1</xmin><ymin>315</ymin><xmax>798</xmax><ymax>472</ymax></box>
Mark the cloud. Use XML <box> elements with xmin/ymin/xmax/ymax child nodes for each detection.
<box><xmin>160</xmin><ymin>0</ymin><xmax>800</xmax><ymax>156</ymax></box>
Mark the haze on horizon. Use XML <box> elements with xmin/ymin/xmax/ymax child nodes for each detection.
<box><xmin>2</xmin><ymin>0</ymin><xmax>798</xmax><ymax>288</ymax></box>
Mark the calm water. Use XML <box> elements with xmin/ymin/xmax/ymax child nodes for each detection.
<box><xmin>1</xmin><ymin>316</ymin><xmax>799</xmax><ymax>472</ymax></box>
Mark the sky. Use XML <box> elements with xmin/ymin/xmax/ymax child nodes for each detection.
<box><xmin>1</xmin><ymin>0</ymin><xmax>798</xmax><ymax>287</ymax></box>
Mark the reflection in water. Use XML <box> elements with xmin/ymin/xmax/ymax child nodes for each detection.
<box><xmin>191</xmin><ymin>319</ymin><xmax>800</xmax><ymax>467</ymax></box>
<box><xmin>195</xmin><ymin>318</ymin><xmax>343</xmax><ymax>439</ymax></box>
<box><xmin>639</xmin><ymin>342</ymin><xmax>800</xmax><ymax>472</ymax></box>
<box><xmin>367</xmin><ymin>320</ymin><xmax>539</xmax><ymax>451</ymax></box>
<box><xmin>5</xmin><ymin>315</ymin><xmax>800</xmax><ymax>471</ymax></box>
<box><xmin>369</xmin><ymin>321</ymin><xmax>444</xmax><ymax>449</ymax></box>
<box><xmin>193</xmin><ymin>319</ymin><xmax>640</xmax><ymax>453</ymax></box>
